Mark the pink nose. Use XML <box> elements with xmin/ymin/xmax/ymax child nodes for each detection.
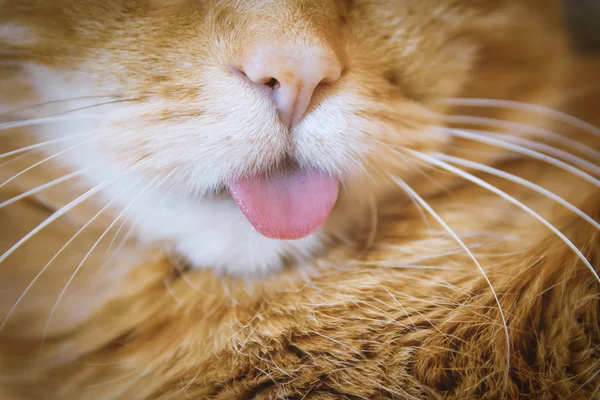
<box><xmin>240</xmin><ymin>45</ymin><xmax>342</xmax><ymax>127</ymax></box>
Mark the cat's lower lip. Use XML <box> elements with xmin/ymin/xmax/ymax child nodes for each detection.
<box><xmin>228</xmin><ymin>170</ymin><xmax>340</xmax><ymax>240</ymax></box>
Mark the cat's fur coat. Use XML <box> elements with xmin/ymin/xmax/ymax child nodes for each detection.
<box><xmin>0</xmin><ymin>0</ymin><xmax>599</xmax><ymax>398</ymax></box>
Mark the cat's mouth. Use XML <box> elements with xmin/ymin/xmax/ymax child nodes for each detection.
<box><xmin>228</xmin><ymin>169</ymin><xmax>340</xmax><ymax>240</ymax></box>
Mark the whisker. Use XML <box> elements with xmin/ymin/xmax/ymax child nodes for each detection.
<box><xmin>392</xmin><ymin>177</ymin><xmax>511</xmax><ymax>393</ymax></box>
<box><xmin>0</xmin><ymin>95</ymin><xmax>120</xmax><ymax>117</ymax></box>
<box><xmin>568</xmin><ymin>367</ymin><xmax>600</xmax><ymax>400</ymax></box>
<box><xmin>406</xmin><ymin>150</ymin><xmax>599</xmax><ymax>284</ymax></box>
<box><xmin>441</xmin><ymin>98</ymin><xmax>600</xmax><ymax>138</ymax></box>
<box><xmin>99</xmin><ymin>172</ymin><xmax>178</xmax><ymax>271</ymax></box>
<box><xmin>163</xmin><ymin>278</ymin><xmax>182</xmax><ymax>306</ymax></box>
<box><xmin>372</xmin><ymin>140</ymin><xmax>450</xmax><ymax>234</ymax></box>
<box><xmin>101</xmin><ymin>216</ymin><xmax>136</xmax><ymax>266</ymax></box>
<box><xmin>40</xmin><ymin>174</ymin><xmax>166</xmax><ymax>348</ymax></box>
<box><xmin>482</xmin><ymin>133</ymin><xmax>600</xmax><ymax>176</ymax></box>
<box><xmin>0</xmin><ymin>136</ymin><xmax>86</xmax><ymax>160</ymax></box>
<box><xmin>0</xmin><ymin>136</ymin><xmax>101</xmax><ymax>189</ymax></box>
<box><xmin>441</xmin><ymin>125</ymin><xmax>600</xmax><ymax>175</ymax></box>
<box><xmin>1</xmin><ymin>98</ymin><xmax>141</xmax><ymax>128</ymax></box>
<box><xmin>434</xmin><ymin>153</ymin><xmax>600</xmax><ymax>231</ymax></box>
<box><xmin>0</xmin><ymin>166</ymin><xmax>132</xmax><ymax>265</ymax></box>
<box><xmin>0</xmin><ymin>149</ymin><xmax>36</xmax><ymax>168</ymax></box>
<box><xmin>0</xmin><ymin>165</ymin><xmax>96</xmax><ymax>209</ymax></box>
<box><xmin>366</xmin><ymin>263</ymin><xmax>461</xmax><ymax>271</ymax></box>
<box><xmin>441</xmin><ymin>114</ymin><xmax>600</xmax><ymax>161</ymax></box>
<box><xmin>91</xmin><ymin>170</ymin><xmax>176</xmax><ymax>275</ymax></box>
<box><xmin>0</xmin><ymin>173</ymin><xmax>145</xmax><ymax>331</ymax></box>
<box><xmin>445</xmin><ymin>129</ymin><xmax>600</xmax><ymax>187</ymax></box>
<box><xmin>0</xmin><ymin>115</ymin><xmax>97</xmax><ymax>131</ymax></box>
<box><xmin>382</xmin><ymin>286</ymin><xmax>418</xmax><ymax>330</ymax></box>
<box><xmin>365</xmin><ymin>191</ymin><xmax>378</xmax><ymax>250</ymax></box>
<box><xmin>98</xmin><ymin>221</ymin><xmax>138</xmax><ymax>274</ymax></box>
<box><xmin>588</xmin><ymin>383</ymin><xmax>599</xmax><ymax>400</ymax></box>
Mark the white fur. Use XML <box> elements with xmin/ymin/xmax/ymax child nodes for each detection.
<box><xmin>19</xmin><ymin>62</ymin><xmax>360</xmax><ymax>275</ymax></box>
<box><xmin>0</xmin><ymin>24</ymin><xmax>37</xmax><ymax>46</ymax></box>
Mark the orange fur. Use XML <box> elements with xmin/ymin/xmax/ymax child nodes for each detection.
<box><xmin>0</xmin><ymin>0</ymin><xmax>599</xmax><ymax>398</ymax></box>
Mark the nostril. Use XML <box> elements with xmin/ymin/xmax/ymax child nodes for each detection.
<box><xmin>265</xmin><ymin>77</ymin><xmax>279</xmax><ymax>90</ymax></box>
<box><xmin>230</xmin><ymin>66</ymin><xmax>280</xmax><ymax>91</ymax></box>
<box><xmin>238</xmin><ymin>44</ymin><xmax>343</xmax><ymax>127</ymax></box>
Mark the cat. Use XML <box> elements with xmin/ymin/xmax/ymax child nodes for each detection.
<box><xmin>0</xmin><ymin>0</ymin><xmax>598</xmax><ymax>398</ymax></box>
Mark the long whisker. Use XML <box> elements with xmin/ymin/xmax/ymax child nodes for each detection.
<box><xmin>0</xmin><ymin>115</ymin><xmax>97</xmax><ymax>131</ymax></box>
<box><xmin>393</xmin><ymin>178</ymin><xmax>511</xmax><ymax>393</ymax></box>
<box><xmin>0</xmin><ymin>165</ymin><xmax>96</xmax><ymax>209</ymax></box>
<box><xmin>0</xmin><ymin>95</ymin><xmax>120</xmax><ymax>117</ymax></box>
<box><xmin>441</xmin><ymin>98</ymin><xmax>600</xmax><ymax>138</ymax></box>
<box><xmin>434</xmin><ymin>153</ymin><xmax>600</xmax><ymax>231</ymax></box>
<box><xmin>0</xmin><ymin>136</ymin><xmax>86</xmax><ymax>160</ymax></box>
<box><xmin>101</xmin><ymin>215</ymin><xmax>135</xmax><ymax>263</ymax></box>
<box><xmin>442</xmin><ymin>126</ymin><xmax>600</xmax><ymax>175</ymax></box>
<box><xmin>0</xmin><ymin>167</ymin><xmax>131</xmax><ymax>265</ymax></box>
<box><xmin>445</xmin><ymin>129</ymin><xmax>600</xmax><ymax>187</ymax></box>
<box><xmin>100</xmin><ymin>172</ymin><xmax>178</xmax><ymax>270</ymax></box>
<box><xmin>40</xmin><ymin>173</ymin><xmax>167</xmax><ymax>347</ymax></box>
<box><xmin>441</xmin><ymin>114</ymin><xmax>600</xmax><ymax>161</ymax></box>
<box><xmin>406</xmin><ymin>150</ymin><xmax>599</xmax><ymax>284</ymax></box>
<box><xmin>0</xmin><ymin>150</ymin><xmax>34</xmax><ymax>169</ymax></box>
<box><xmin>0</xmin><ymin>173</ymin><xmax>145</xmax><ymax>331</ymax></box>
<box><xmin>99</xmin><ymin>220</ymin><xmax>139</xmax><ymax>273</ymax></box>
<box><xmin>0</xmin><ymin>136</ymin><xmax>101</xmax><ymax>189</ymax></box>
<box><xmin>366</xmin><ymin>191</ymin><xmax>378</xmax><ymax>250</ymax></box>
<box><xmin>567</xmin><ymin>367</ymin><xmax>600</xmax><ymax>400</ymax></box>
<box><xmin>94</xmin><ymin>169</ymin><xmax>176</xmax><ymax>273</ymax></box>
<box><xmin>0</xmin><ymin>98</ymin><xmax>140</xmax><ymax>129</ymax></box>
<box><xmin>482</xmin><ymin>133</ymin><xmax>600</xmax><ymax>176</ymax></box>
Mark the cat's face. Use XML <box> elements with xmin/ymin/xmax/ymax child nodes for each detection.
<box><xmin>0</xmin><ymin>0</ymin><xmax>567</xmax><ymax>274</ymax></box>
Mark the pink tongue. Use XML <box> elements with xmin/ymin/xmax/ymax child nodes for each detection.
<box><xmin>229</xmin><ymin>170</ymin><xmax>340</xmax><ymax>240</ymax></box>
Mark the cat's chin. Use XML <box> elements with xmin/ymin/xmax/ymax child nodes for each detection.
<box><xmin>130</xmin><ymin>185</ymin><xmax>344</xmax><ymax>276</ymax></box>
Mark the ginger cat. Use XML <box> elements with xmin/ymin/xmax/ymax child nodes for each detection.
<box><xmin>0</xmin><ymin>0</ymin><xmax>598</xmax><ymax>398</ymax></box>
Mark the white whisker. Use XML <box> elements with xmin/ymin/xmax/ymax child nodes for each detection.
<box><xmin>441</xmin><ymin>125</ymin><xmax>600</xmax><ymax>175</ymax></box>
<box><xmin>445</xmin><ymin>129</ymin><xmax>600</xmax><ymax>187</ymax></box>
<box><xmin>0</xmin><ymin>167</ymin><xmax>131</xmax><ymax>265</ymax></box>
<box><xmin>92</xmin><ymin>170</ymin><xmax>175</xmax><ymax>275</ymax></box>
<box><xmin>407</xmin><ymin>150</ymin><xmax>599</xmax><ymax>284</ymax></box>
<box><xmin>40</xmin><ymin>173</ymin><xmax>166</xmax><ymax>347</ymax></box>
<box><xmin>589</xmin><ymin>383</ymin><xmax>599</xmax><ymax>400</ymax></box>
<box><xmin>0</xmin><ymin>150</ymin><xmax>35</xmax><ymax>168</ymax></box>
<box><xmin>570</xmin><ymin>367</ymin><xmax>600</xmax><ymax>400</ymax></box>
<box><xmin>1</xmin><ymin>97</ymin><xmax>139</xmax><ymax>126</ymax></box>
<box><xmin>163</xmin><ymin>278</ymin><xmax>182</xmax><ymax>306</ymax></box>
<box><xmin>368</xmin><ymin>263</ymin><xmax>461</xmax><ymax>270</ymax></box>
<box><xmin>434</xmin><ymin>153</ymin><xmax>600</xmax><ymax>231</ymax></box>
<box><xmin>99</xmin><ymin>173</ymin><xmax>178</xmax><ymax>271</ymax></box>
<box><xmin>392</xmin><ymin>177</ymin><xmax>511</xmax><ymax>394</ymax></box>
<box><xmin>441</xmin><ymin>114</ymin><xmax>600</xmax><ymax>161</ymax></box>
<box><xmin>0</xmin><ymin>136</ymin><xmax>101</xmax><ymax>189</ymax></box>
<box><xmin>441</xmin><ymin>98</ymin><xmax>600</xmax><ymax>138</ymax></box>
<box><xmin>366</xmin><ymin>191</ymin><xmax>378</xmax><ymax>250</ymax></box>
<box><xmin>98</xmin><ymin>222</ymin><xmax>138</xmax><ymax>274</ymax></box>
<box><xmin>0</xmin><ymin>173</ymin><xmax>145</xmax><ymax>331</ymax></box>
<box><xmin>0</xmin><ymin>95</ymin><xmax>119</xmax><ymax>117</ymax></box>
<box><xmin>101</xmin><ymin>217</ymin><xmax>135</xmax><ymax>264</ymax></box>
<box><xmin>483</xmin><ymin>133</ymin><xmax>600</xmax><ymax>176</ymax></box>
<box><xmin>0</xmin><ymin>115</ymin><xmax>94</xmax><ymax>131</ymax></box>
<box><xmin>0</xmin><ymin>136</ymin><xmax>86</xmax><ymax>160</ymax></box>
<box><xmin>0</xmin><ymin>166</ymin><xmax>96</xmax><ymax>209</ymax></box>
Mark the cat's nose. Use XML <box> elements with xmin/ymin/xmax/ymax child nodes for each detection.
<box><xmin>240</xmin><ymin>45</ymin><xmax>342</xmax><ymax>128</ymax></box>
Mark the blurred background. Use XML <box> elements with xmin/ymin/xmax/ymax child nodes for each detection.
<box><xmin>564</xmin><ymin>0</ymin><xmax>600</xmax><ymax>53</ymax></box>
